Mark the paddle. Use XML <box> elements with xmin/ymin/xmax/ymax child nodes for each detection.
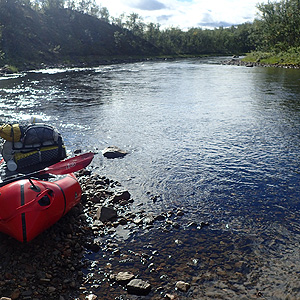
<box><xmin>0</xmin><ymin>152</ymin><xmax>95</xmax><ymax>187</ymax></box>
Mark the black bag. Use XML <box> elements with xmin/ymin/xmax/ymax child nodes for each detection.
<box><xmin>19</xmin><ymin>124</ymin><xmax>62</xmax><ymax>148</ymax></box>
<box><xmin>2</xmin><ymin>124</ymin><xmax>67</xmax><ymax>170</ymax></box>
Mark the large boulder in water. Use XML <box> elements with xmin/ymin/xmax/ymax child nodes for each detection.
<box><xmin>102</xmin><ymin>146</ymin><xmax>128</xmax><ymax>158</ymax></box>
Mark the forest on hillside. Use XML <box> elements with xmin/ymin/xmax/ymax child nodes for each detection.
<box><xmin>1</xmin><ymin>0</ymin><xmax>300</xmax><ymax>68</ymax></box>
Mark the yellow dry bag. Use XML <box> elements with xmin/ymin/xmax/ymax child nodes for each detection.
<box><xmin>0</xmin><ymin>124</ymin><xmax>22</xmax><ymax>142</ymax></box>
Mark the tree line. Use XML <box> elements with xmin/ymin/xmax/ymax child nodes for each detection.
<box><xmin>24</xmin><ymin>0</ymin><xmax>256</xmax><ymax>55</ymax></box>
<box><xmin>111</xmin><ymin>0</ymin><xmax>300</xmax><ymax>55</ymax></box>
<box><xmin>2</xmin><ymin>0</ymin><xmax>300</xmax><ymax>60</ymax></box>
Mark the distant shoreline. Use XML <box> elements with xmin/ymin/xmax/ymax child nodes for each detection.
<box><xmin>223</xmin><ymin>57</ymin><xmax>300</xmax><ymax>69</ymax></box>
<box><xmin>6</xmin><ymin>54</ymin><xmax>298</xmax><ymax>75</ymax></box>
<box><xmin>0</xmin><ymin>54</ymin><xmax>228</xmax><ymax>74</ymax></box>
<box><xmin>0</xmin><ymin>55</ymin><xmax>188</xmax><ymax>74</ymax></box>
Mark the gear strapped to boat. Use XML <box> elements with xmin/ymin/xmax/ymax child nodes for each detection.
<box><xmin>0</xmin><ymin>122</ymin><xmax>66</xmax><ymax>171</ymax></box>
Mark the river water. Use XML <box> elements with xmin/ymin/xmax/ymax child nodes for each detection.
<box><xmin>1</xmin><ymin>58</ymin><xmax>300</xmax><ymax>298</ymax></box>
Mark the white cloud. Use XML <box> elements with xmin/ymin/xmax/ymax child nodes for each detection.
<box><xmin>96</xmin><ymin>0</ymin><xmax>270</xmax><ymax>29</ymax></box>
<box><xmin>128</xmin><ymin>0</ymin><xmax>167</xmax><ymax>10</ymax></box>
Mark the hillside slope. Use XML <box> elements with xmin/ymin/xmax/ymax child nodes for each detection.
<box><xmin>0</xmin><ymin>1</ymin><xmax>160</xmax><ymax>69</ymax></box>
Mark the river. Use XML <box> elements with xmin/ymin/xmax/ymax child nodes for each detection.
<box><xmin>1</xmin><ymin>57</ymin><xmax>300</xmax><ymax>299</ymax></box>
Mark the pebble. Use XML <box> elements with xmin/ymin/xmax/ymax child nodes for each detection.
<box><xmin>114</xmin><ymin>272</ymin><xmax>135</xmax><ymax>285</ymax></box>
<box><xmin>175</xmin><ymin>281</ymin><xmax>190</xmax><ymax>292</ymax></box>
<box><xmin>10</xmin><ymin>289</ymin><xmax>20</xmax><ymax>300</ymax></box>
<box><xmin>126</xmin><ymin>278</ymin><xmax>151</xmax><ymax>295</ymax></box>
<box><xmin>47</xmin><ymin>287</ymin><xmax>56</xmax><ymax>293</ymax></box>
<box><xmin>95</xmin><ymin>206</ymin><xmax>117</xmax><ymax>222</ymax></box>
<box><xmin>165</xmin><ymin>294</ymin><xmax>177</xmax><ymax>300</ymax></box>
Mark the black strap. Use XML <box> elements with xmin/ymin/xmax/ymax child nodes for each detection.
<box><xmin>57</xmin><ymin>135</ymin><xmax>64</xmax><ymax>159</ymax></box>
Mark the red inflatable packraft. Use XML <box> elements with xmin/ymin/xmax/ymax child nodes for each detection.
<box><xmin>0</xmin><ymin>174</ymin><xmax>81</xmax><ymax>242</ymax></box>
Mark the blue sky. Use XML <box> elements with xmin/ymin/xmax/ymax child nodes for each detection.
<box><xmin>96</xmin><ymin>0</ymin><xmax>271</xmax><ymax>30</ymax></box>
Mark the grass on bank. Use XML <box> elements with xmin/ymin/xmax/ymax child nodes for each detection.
<box><xmin>243</xmin><ymin>47</ymin><xmax>300</xmax><ymax>66</ymax></box>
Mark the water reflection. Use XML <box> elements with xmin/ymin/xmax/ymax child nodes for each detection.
<box><xmin>0</xmin><ymin>60</ymin><xmax>300</xmax><ymax>219</ymax></box>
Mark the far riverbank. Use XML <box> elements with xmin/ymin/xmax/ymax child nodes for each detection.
<box><xmin>223</xmin><ymin>57</ymin><xmax>300</xmax><ymax>69</ymax></box>
<box><xmin>0</xmin><ymin>54</ymin><xmax>226</xmax><ymax>75</ymax></box>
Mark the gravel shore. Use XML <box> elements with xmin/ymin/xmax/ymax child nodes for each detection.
<box><xmin>0</xmin><ymin>168</ymin><xmax>202</xmax><ymax>300</ymax></box>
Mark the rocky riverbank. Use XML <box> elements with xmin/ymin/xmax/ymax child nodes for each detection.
<box><xmin>222</xmin><ymin>57</ymin><xmax>300</xmax><ymax>69</ymax></box>
<box><xmin>0</xmin><ymin>166</ymin><xmax>208</xmax><ymax>300</ymax></box>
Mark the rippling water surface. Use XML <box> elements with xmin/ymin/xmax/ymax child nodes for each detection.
<box><xmin>1</xmin><ymin>58</ymin><xmax>300</xmax><ymax>298</ymax></box>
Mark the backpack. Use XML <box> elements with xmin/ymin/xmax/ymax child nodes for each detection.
<box><xmin>1</xmin><ymin>123</ymin><xmax>66</xmax><ymax>171</ymax></box>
